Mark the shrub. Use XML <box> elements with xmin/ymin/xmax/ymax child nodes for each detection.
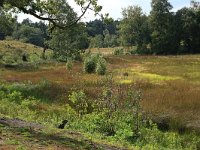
<box><xmin>83</xmin><ymin>53</ymin><xmax>107</xmax><ymax>75</ymax></box>
<box><xmin>7</xmin><ymin>91</ymin><xmax>23</xmax><ymax>103</ymax></box>
<box><xmin>66</xmin><ymin>58</ymin><xmax>73</xmax><ymax>70</ymax></box>
<box><xmin>29</xmin><ymin>53</ymin><xmax>42</xmax><ymax>62</ymax></box>
<box><xmin>96</xmin><ymin>57</ymin><xmax>107</xmax><ymax>75</ymax></box>
<box><xmin>83</xmin><ymin>56</ymin><xmax>96</xmax><ymax>73</ymax></box>
<box><xmin>68</xmin><ymin>90</ymin><xmax>88</xmax><ymax>117</ymax></box>
<box><xmin>2</xmin><ymin>54</ymin><xmax>17</xmax><ymax>64</ymax></box>
<box><xmin>128</xmin><ymin>49</ymin><xmax>137</xmax><ymax>55</ymax></box>
<box><xmin>113</xmin><ymin>48</ymin><xmax>124</xmax><ymax>55</ymax></box>
<box><xmin>83</xmin><ymin>54</ymin><xmax>100</xmax><ymax>74</ymax></box>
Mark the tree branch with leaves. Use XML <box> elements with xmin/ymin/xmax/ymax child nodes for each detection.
<box><xmin>1</xmin><ymin>0</ymin><xmax>102</xmax><ymax>31</ymax></box>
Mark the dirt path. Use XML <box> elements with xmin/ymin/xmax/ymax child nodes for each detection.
<box><xmin>0</xmin><ymin>117</ymin><xmax>126</xmax><ymax>150</ymax></box>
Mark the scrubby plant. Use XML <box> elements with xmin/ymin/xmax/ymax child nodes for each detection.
<box><xmin>66</xmin><ymin>58</ymin><xmax>73</xmax><ymax>70</ymax></box>
<box><xmin>29</xmin><ymin>53</ymin><xmax>42</xmax><ymax>62</ymax></box>
<box><xmin>68</xmin><ymin>90</ymin><xmax>89</xmax><ymax>117</ymax></box>
<box><xmin>2</xmin><ymin>54</ymin><xmax>17</xmax><ymax>64</ymax></box>
<box><xmin>83</xmin><ymin>53</ymin><xmax>107</xmax><ymax>75</ymax></box>
<box><xmin>83</xmin><ymin>53</ymin><xmax>99</xmax><ymax>74</ymax></box>
<box><xmin>113</xmin><ymin>48</ymin><xmax>124</xmax><ymax>55</ymax></box>
<box><xmin>96</xmin><ymin>57</ymin><xmax>107</xmax><ymax>75</ymax></box>
<box><xmin>127</xmin><ymin>89</ymin><xmax>142</xmax><ymax>138</ymax></box>
<box><xmin>83</xmin><ymin>56</ymin><xmax>96</xmax><ymax>73</ymax></box>
<box><xmin>7</xmin><ymin>91</ymin><xmax>23</xmax><ymax>103</ymax></box>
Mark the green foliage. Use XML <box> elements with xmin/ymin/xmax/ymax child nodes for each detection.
<box><xmin>89</xmin><ymin>34</ymin><xmax>104</xmax><ymax>48</ymax></box>
<box><xmin>0</xmin><ymin>8</ymin><xmax>16</xmax><ymax>40</ymax></box>
<box><xmin>83</xmin><ymin>53</ymin><xmax>107</xmax><ymax>75</ymax></box>
<box><xmin>176</xmin><ymin>7</ymin><xmax>200</xmax><ymax>54</ymax></box>
<box><xmin>113</xmin><ymin>48</ymin><xmax>124</xmax><ymax>55</ymax></box>
<box><xmin>7</xmin><ymin>91</ymin><xmax>23</xmax><ymax>103</ymax></box>
<box><xmin>66</xmin><ymin>58</ymin><xmax>73</xmax><ymax>70</ymax></box>
<box><xmin>83</xmin><ymin>55</ymin><xmax>97</xmax><ymax>73</ymax></box>
<box><xmin>0</xmin><ymin>82</ymin><xmax>200</xmax><ymax>149</ymax></box>
<box><xmin>29</xmin><ymin>53</ymin><xmax>42</xmax><ymax>62</ymax></box>
<box><xmin>119</xmin><ymin>6</ymin><xmax>150</xmax><ymax>48</ymax></box>
<box><xmin>150</xmin><ymin>0</ymin><xmax>179</xmax><ymax>54</ymax></box>
<box><xmin>49</xmin><ymin>23</ymin><xmax>88</xmax><ymax>62</ymax></box>
<box><xmin>68</xmin><ymin>90</ymin><xmax>88</xmax><ymax>117</ymax></box>
<box><xmin>12</xmin><ymin>25</ymin><xmax>44</xmax><ymax>47</ymax></box>
<box><xmin>96</xmin><ymin>57</ymin><xmax>107</xmax><ymax>75</ymax></box>
<box><xmin>1</xmin><ymin>0</ymin><xmax>101</xmax><ymax>30</ymax></box>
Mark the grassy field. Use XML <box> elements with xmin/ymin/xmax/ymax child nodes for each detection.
<box><xmin>1</xmin><ymin>43</ymin><xmax>200</xmax><ymax>149</ymax></box>
<box><xmin>1</xmin><ymin>53</ymin><xmax>200</xmax><ymax>130</ymax></box>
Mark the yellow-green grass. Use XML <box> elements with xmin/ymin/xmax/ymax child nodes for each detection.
<box><xmin>88</xmin><ymin>47</ymin><xmax>115</xmax><ymax>55</ymax></box>
<box><xmin>0</xmin><ymin>40</ymin><xmax>51</xmax><ymax>54</ymax></box>
<box><xmin>88</xmin><ymin>46</ymin><xmax>136</xmax><ymax>55</ymax></box>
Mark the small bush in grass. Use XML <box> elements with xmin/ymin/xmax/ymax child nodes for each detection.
<box><xmin>113</xmin><ymin>48</ymin><xmax>124</xmax><ymax>55</ymax></box>
<box><xmin>83</xmin><ymin>57</ymin><xmax>96</xmax><ymax>73</ymax></box>
<box><xmin>68</xmin><ymin>90</ymin><xmax>88</xmax><ymax>117</ymax></box>
<box><xmin>83</xmin><ymin>53</ymin><xmax>107</xmax><ymax>75</ymax></box>
<box><xmin>96</xmin><ymin>57</ymin><xmax>107</xmax><ymax>75</ymax></box>
<box><xmin>66</xmin><ymin>58</ymin><xmax>73</xmax><ymax>70</ymax></box>
<box><xmin>83</xmin><ymin>54</ymin><xmax>100</xmax><ymax>73</ymax></box>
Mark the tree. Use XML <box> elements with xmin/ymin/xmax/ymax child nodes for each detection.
<box><xmin>1</xmin><ymin>0</ymin><xmax>102</xmax><ymax>31</ymax></box>
<box><xmin>0</xmin><ymin>8</ymin><xmax>16</xmax><ymax>40</ymax></box>
<box><xmin>48</xmin><ymin>22</ymin><xmax>88</xmax><ymax>61</ymax></box>
<box><xmin>87</xmin><ymin>19</ymin><xmax>104</xmax><ymax>37</ymax></box>
<box><xmin>150</xmin><ymin>0</ymin><xmax>178</xmax><ymax>54</ymax></box>
<box><xmin>103</xmin><ymin>29</ymin><xmax>118</xmax><ymax>47</ymax></box>
<box><xmin>103</xmin><ymin>29</ymin><xmax>111</xmax><ymax>47</ymax></box>
<box><xmin>176</xmin><ymin>7</ymin><xmax>200</xmax><ymax>53</ymax></box>
<box><xmin>89</xmin><ymin>34</ymin><xmax>104</xmax><ymax>48</ymax></box>
<box><xmin>119</xmin><ymin>6</ymin><xmax>150</xmax><ymax>50</ymax></box>
<box><xmin>12</xmin><ymin>24</ymin><xmax>44</xmax><ymax>47</ymax></box>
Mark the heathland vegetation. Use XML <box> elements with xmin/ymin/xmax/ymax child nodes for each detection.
<box><xmin>0</xmin><ymin>0</ymin><xmax>200</xmax><ymax>149</ymax></box>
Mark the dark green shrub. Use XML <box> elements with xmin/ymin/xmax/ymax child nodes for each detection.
<box><xmin>83</xmin><ymin>56</ymin><xmax>96</xmax><ymax>73</ymax></box>
<box><xmin>83</xmin><ymin>54</ymin><xmax>101</xmax><ymax>74</ymax></box>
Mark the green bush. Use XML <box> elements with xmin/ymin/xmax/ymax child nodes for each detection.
<box><xmin>68</xmin><ymin>90</ymin><xmax>88</xmax><ymax>116</ymax></box>
<box><xmin>96</xmin><ymin>57</ymin><xmax>107</xmax><ymax>75</ymax></box>
<box><xmin>113</xmin><ymin>48</ymin><xmax>124</xmax><ymax>55</ymax></box>
<box><xmin>66</xmin><ymin>58</ymin><xmax>73</xmax><ymax>70</ymax></box>
<box><xmin>29</xmin><ymin>53</ymin><xmax>42</xmax><ymax>62</ymax></box>
<box><xmin>83</xmin><ymin>54</ymin><xmax>107</xmax><ymax>75</ymax></box>
<box><xmin>83</xmin><ymin>57</ymin><xmax>96</xmax><ymax>73</ymax></box>
<box><xmin>83</xmin><ymin>54</ymin><xmax>100</xmax><ymax>74</ymax></box>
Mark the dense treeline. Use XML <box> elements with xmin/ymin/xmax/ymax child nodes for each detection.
<box><xmin>119</xmin><ymin>0</ymin><xmax>200</xmax><ymax>54</ymax></box>
<box><xmin>0</xmin><ymin>0</ymin><xmax>200</xmax><ymax>57</ymax></box>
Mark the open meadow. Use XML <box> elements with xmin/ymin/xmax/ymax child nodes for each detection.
<box><xmin>1</xmin><ymin>43</ymin><xmax>200</xmax><ymax>149</ymax></box>
<box><xmin>1</xmin><ymin>0</ymin><xmax>200</xmax><ymax>149</ymax></box>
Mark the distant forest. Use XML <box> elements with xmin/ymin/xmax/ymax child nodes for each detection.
<box><xmin>0</xmin><ymin>0</ymin><xmax>200</xmax><ymax>56</ymax></box>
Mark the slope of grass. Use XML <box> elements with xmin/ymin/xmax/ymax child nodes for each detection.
<box><xmin>0</xmin><ymin>40</ymin><xmax>51</xmax><ymax>54</ymax></box>
<box><xmin>0</xmin><ymin>40</ymin><xmax>53</xmax><ymax>65</ymax></box>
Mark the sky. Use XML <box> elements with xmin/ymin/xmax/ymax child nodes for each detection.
<box><xmin>18</xmin><ymin>0</ymin><xmax>192</xmax><ymax>22</ymax></box>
